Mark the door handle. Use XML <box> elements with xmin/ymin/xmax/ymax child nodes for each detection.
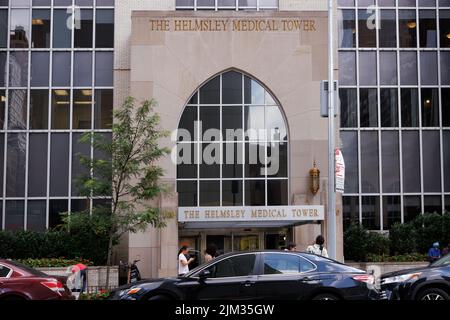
<box><xmin>243</xmin><ymin>281</ymin><xmax>256</xmax><ymax>287</ymax></box>
<box><xmin>300</xmin><ymin>277</ymin><xmax>314</xmax><ymax>282</ymax></box>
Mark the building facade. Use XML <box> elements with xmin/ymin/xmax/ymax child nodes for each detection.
<box><xmin>0</xmin><ymin>0</ymin><xmax>448</xmax><ymax>279</ymax></box>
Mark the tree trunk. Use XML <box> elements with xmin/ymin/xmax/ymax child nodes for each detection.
<box><xmin>105</xmin><ymin>229</ymin><xmax>114</xmax><ymax>291</ymax></box>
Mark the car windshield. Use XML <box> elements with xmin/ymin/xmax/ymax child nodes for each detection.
<box><xmin>431</xmin><ymin>254</ymin><xmax>450</xmax><ymax>267</ymax></box>
<box><xmin>7</xmin><ymin>260</ymin><xmax>49</xmax><ymax>277</ymax></box>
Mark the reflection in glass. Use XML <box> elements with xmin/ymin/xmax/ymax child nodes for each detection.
<box><xmin>424</xmin><ymin>196</ymin><xmax>442</xmax><ymax>214</ymax></box>
<box><xmin>223</xmin><ymin>143</ymin><xmax>243</xmax><ymax>178</ymax></box>
<box><xmin>423</xmin><ymin>131</ymin><xmax>441</xmax><ymax>193</ymax></box>
<box><xmin>339</xmin><ymin>52</ymin><xmax>356</xmax><ymax>85</ymax></box>
<box><xmin>421</xmin><ymin>88</ymin><xmax>439</xmax><ymax>127</ymax></box>
<box><xmin>0</xmin><ymin>10</ymin><xmax>7</xmax><ymax>48</ymax></box>
<box><xmin>73</xmin><ymin>90</ymin><xmax>92</xmax><ymax>129</ymax></box>
<box><xmin>402</xmin><ymin>131</ymin><xmax>421</xmax><ymax>193</ymax></box>
<box><xmin>401</xmin><ymin>88</ymin><xmax>419</xmax><ymax>127</ymax></box>
<box><xmin>10</xmin><ymin>9</ymin><xmax>30</xmax><ymax>48</ymax></box>
<box><xmin>178</xmin><ymin>106</ymin><xmax>197</xmax><ymax>142</ymax></box>
<box><xmin>379</xmin><ymin>51</ymin><xmax>397</xmax><ymax>85</ymax></box>
<box><xmin>5</xmin><ymin>201</ymin><xmax>24</xmax><ymax>231</ymax></box>
<box><xmin>419</xmin><ymin>10</ymin><xmax>437</xmax><ymax>48</ymax></box>
<box><xmin>72</xmin><ymin>133</ymin><xmax>90</xmax><ymax>196</ymax></box>
<box><xmin>340</xmin><ymin>89</ymin><xmax>357</xmax><ymax>128</ymax></box>
<box><xmin>49</xmin><ymin>200</ymin><xmax>67</xmax><ymax>229</ymax></box>
<box><xmin>338</xmin><ymin>9</ymin><xmax>356</xmax><ymax>48</ymax></box>
<box><xmin>94</xmin><ymin>89</ymin><xmax>113</xmax><ymax>129</ymax></box>
<box><xmin>0</xmin><ymin>52</ymin><xmax>6</xmax><ymax>87</ymax></box>
<box><xmin>96</xmin><ymin>9</ymin><xmax>114</xmax><ymax>48</ymax></box>
<box><xmin>380</xmin><ymin>88</ymin><xmax>398</xmax><ymax>127</ymax></box>
<box><xmin>361</xmin><ymin>132</ymin><xmax>379</xmax><ymax>193</ymax></box>
<box><xmin>440</xmin><ymin>10</ymin><xmax>450</xmax><ymax>48</ymax></box>
<box><xmin>0</xmin><ymin>91</ymin><xmax>5</xmax><ymax>129</ymax></box>
<box><xmin>267</xmin><ymin>180</ymin><xmax>288</xmax><ymax>205</ymax></box>
<box><xmin>32</xmin><ymin>9</ymin><xmax>51</xmax><ymax>48</ymax></box>
<box><xmin>420</xmin><ymin>51</ymin><xmax>438</xmax><ymax>85</ymax></box>
<box><xmin>200</xmin><ymin>143</ymin><xmax>220</xmax><ymax>178</ymax></box>
<box><xmin>244</xmin><ymin>76</ymin><xmax>264</xmax><ymax>104</ymax></box>
<box><xmin>27</xmin><ymin>201</ymin><xmax>46</xmax><ymax>232</ymax></box>
<box><xmin>51</xmin><ymin>90</ymin><xmax>70</xmax><ymax>129</ymax></box>
<box><xmin>245</xmin><ymin>180</ymin><xmax>265</xmax><ymax>206</ymax></box>
<box><xmin>28</xmin><ymin>134</ymin><xmax>47</xmax><ymax>198</ymax></box>
<box><xmin>200</xmin><ymin>75</ymin><xmax>220</xmax><ymax>104</ymax></box>
<box><xmin>74</xmin><ymin>52</ymin><xmax>92</xmax><ymax>87</ymax></box>
<box><xmin>245</xmin><ymin>106</ymin><xmax>265</xmax><ymax>140</ymax></box>
<box><xmin>404</xmin><ymin>196</ymin><xmax>421</xmax><ymax>223</ymax></box>
<box><xmin>266</xmin><ymin>106</ymin><xmax>287</xmax><ymax>141</ymax></box>
<box><xmin>444</xmin><ymin>131</ymin><xmax>450</xmax><ymax>192</ymax></box>
<box><xmin>50</xmin><ymin>133</ymin><xmax>70</xmax><ymax>197</ymax></box>
<box><xmin>52</xmin><ymin>52</ymin><xmax>71</xmax><ymax>86</ymax></box>
<box><xmin>53</xmin><ymin>9</ymin><xmax>71</xmax><ymax>48</ymax></box>
<box><xmin>8</xmin><ymin>90</ymin><xmax>27</xmax><ymax>130</ymax></box>
<box><xmin>222</xmin><ymin>180</ymin><xmax>243</xmax><ymax>206</ymax></box>
<box><xmin>30</xmin><ymin>90</ymin><xmax>48</xmax><ymax>129</ymax></box>
<box><xmin>383</xmin><ymin>196</ymin><xmax>401</xmax><ymax>230</ymax></box>
<box><xmin>379</xmin><ymin>10</ymin><xmax>397</xmax><ymax>47</ymax></box>
<box><xmin>223</xmin><ymin>106</ymin><xmax>243</xmax><ymax>141</ymax></box>
<box><xmin>343</xmin><ymin>197</ymin><xmax>359</xmax><ymax>230</ymax></box>
<box><xmin>9</xmin><ymin>51</ymin><xmax>28</xmax><ymax>87</ymax></box>
<box><xmin>95</xmin><ymin>52</ymin><xmax>113</xmax><ymax>86</ymax></box>
<box><xmin>177</xmin><ymin>143</ymin><xmax>197</xmax><ymax>179</ymax></box>
<box><xmin>74</xmin><ymin>9</ymin><xmax>93</xmax><ymax>48</ymax></box>
<box><xmin>360</xmin><ymin>88</ymin><xmax>378</xmax><ymax>128</ymax></box>
<box><xmin>200</xmin><ymin>106</ymin><xmax>220</xmax><ymax>141</ymax></box>
<box><xmin>178</xmin><ymin>181</ymin><xmax>197</xmax><ymax>207</ymax></box>
<box><xmin>245</xmin><ymin>142</ymin><xmax>265</xmax><ymax>178</ymax></box>
<box><xmin>31</xmin><ymin>52</ymin><xmax>50</xmax><ymax>87</ymax></box>
<box><xmin>222</xmin><ymin>71</ymin><xmax>242</xmax><ymax>104</ymax></box>
<box><xmin>362</xmin><ymin>196</ymin><xmax>380</xmax><ymax>230</ymax></box>
<box><xmin>359</xmin><ymin>51</ymin><xmax>377</xmax><ymax>86</ymax></box>
<box><xmin>6</xmin><ymin>133</ymin><xmax>26</xmax><ymax>197</ymax></box>
<box><xmin>399</xmin><ymin>10</ymin><xmax>417</xmax><ymax>48</ymax></box>
<box><xmin>341</xmin><ymin>131</ymin><xmax>359</xmax><ymax>194</ymax></box>
<box><xmin>200</xmin><ymin>181</ymin><xmax>220</xmax><ymax>206</ymax></box>
<box><xmin>267</xmin><ymin>142</ymin><xmax>287</xmax><ymax>178</ymax></box>
<box><xmin>358</xmin><ymin>9</ymin><xmax>376</xmax><ymax>47</ymax></box>
<box><xmin>381</xmin><ymin>131</ymin><xmax>400</xmax><ymax>193</ymax></box>
<box><xmin>400</xmin><ymin>51</ymin><xmax>418</xmax><ymax>85</ymax></box>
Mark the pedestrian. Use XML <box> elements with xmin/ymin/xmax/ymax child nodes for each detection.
<box><xmin>178</xmin><ymin>246</ymin><xmax>195</xmax><ymax>276</ymax></box>
<box><xmin>442</xmin><ymin>244</ymin><xmax>450</xmax><ymax>256</ymax></box>
<box><xmin>306</xmin><ymin>235</ymin><xmax>329</xmax><ymax>258</ymax></box>
<box><xmin>285</xmin><ymin>243</ymin><xmax>297</xmax><ymax>251</ymax></box>
<box><xmin>428</xmin><ymin>242</ymin><xmax>441</xmax><ymax>262</ymax></box>
<box><xmin>204</xmin><ymin>245</ymin><xmax>217</xmax><ymax>263</ymax></box>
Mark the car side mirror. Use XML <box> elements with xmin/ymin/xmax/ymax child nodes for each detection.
<box><xmin>198</xmin><ymin>270</ymin><xmax>211</xmax><ymax>281</ymax></box>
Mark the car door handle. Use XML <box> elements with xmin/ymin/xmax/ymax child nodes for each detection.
<box><xmin>300</xmin><ymin>277</ymin><xmax>314</xmax><ymax>282</ymax></box>
<box><xmin>243</xmin><ymin>281</ymin><xmax>256</xmax><ymax>287</ymax></box>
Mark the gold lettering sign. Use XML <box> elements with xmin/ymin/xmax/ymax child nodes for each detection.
<box><xmin>149</xmin><ymin>19</ymin><xmax>317</xmax><ymax>32</ymax></box>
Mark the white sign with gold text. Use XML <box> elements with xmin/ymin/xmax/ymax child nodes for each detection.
<box><xmin>179</xmin><ymin>206</ymin><xmax>325</xmax><ymax>223</ymax></box>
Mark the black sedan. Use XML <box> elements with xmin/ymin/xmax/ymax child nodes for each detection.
<box><xmin>110</xmin><ymin>251</ymin><xmax>379</xmax><ymax>300</ymax></box>
<box><xmin>380</xmin><ymin>254</ymin><xmax>450</xmax><ymax>300</ymax></box>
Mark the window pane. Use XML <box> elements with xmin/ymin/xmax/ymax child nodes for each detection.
<box><xmin>442</xmin><ymin>52</ymin><xmax>450</xmax><ymax>85</ymax></box>
<box><xmin>51</xmin><ymin>89</ymin><xmax>70</xmax><ymax>129</ymax></box>
<box><xmin>177</xmin><ymin>143</ymin><xmax>197</xmax><ymax>179</ymax></box>
<box><xmin>73</xmin><ymin>89</ymin><xmax>92</xmax><ymax>129</ymax></box>
<box><xmin>178</xmin><ymin>181</ymin><xmax>197</xmax><ymax>207</ymax></box>
<box><xmin>0</xmin><ymin>10</ymin><xmax>7</xmax><ymax>48</ymax></box>
<box><xmin>49</xmin><ymin>199</ymin><xmax>67</xmax><ymax>229</ymax></box>
<box><xmin>245</xmin><ymin>180</ymin><xmax>265</xmax><ymax>206</ymax></box>
<box><xmin>381</xmin><ymin>131</ymin><xmax>400</xmax><ymax>193</ymax></box>
<box><xmin>419</xmin><ymin>10</ymin><xmax>437</xmax><ymax>48</ymax></box>
<box><xmin>245</xmin><ymin>142</ymin><xmax>265</xmax><ymax>178</ymax></box>
<box><xmin>10</xmin><ymin>9</ymin><xmax>30</xmax><ymax>48</ymax></box>
<box><xmin>205</xmin><ymin>254</ymin><xmax>256</xmax><ymax>278</ymax></box>
<box><xmin>402</xmin><ymin>131</ymin><xmax>421</xmax><ymax>193</ymax></box>
<box><xmin>266</xmin><ymin>106</ymin><xmax>287</xmax><ymax>141</ymax></box>
<box><xmin>263</xmin><ymin>254</ymin><xmax>302</xmax><ymax>274</ymax></box>
<box><xmin>223</xmin><ymin>106</ymin><xmax>243</xmax><ymax>141</ymax></box>
<box><xmin>358</xmin><ymin>9</ymin><xmax>376</xmax><ymax>47</ymax></box>
<box><xmin>5</xmin><ymin>201</ymin><xmax>24</xmax><ymax>231</ymax></box>
<box><xmin>222</xmin><ymin>71</ymin><xmax>242</xmax><ymax>104</ymax></box>
<box><xmin>200</xmin><ymin>181</ymin><xmax>220</xmax><ymax>206</ymax></box>
<box><xmin>267</xmin><ymin>142</ymin><xmax>287</xmax><ymax>178</ymax></box>
<box><xmin>52</xmin><ymin>52</ymin><xmax>71</xmax><ymax>86</ymax></box>
<box><xmin>423</xmin><ymin>131</ymin><xmax>441</xmax><ymax>193</ymax></box>
<box><xmin>244</xmin><ymin>106</ymin><xmax>265</xmax><ymax>141</ymax></box>
<box><xmin>401</xmin><ymin>88</ymin><xmax>419</xmax><ymax>127</ymax></box>
<box><xmin>95</xmin><ymin>52</ymin><xmax>113</xmax><ymax>86</ymax></box>
<box><xmin>200</xmin><ymin>75</ymin><xmax>220</xmax><ymax>104</ymax></box>
<box><xmin>339</xmin><ymin>9</ymin><xmax>356</xmax><ymax>48</ymax></box>
<box><xmin>362</xmin><ymin>196</ymin><xmax>380</xmax><ymax>230</ymax></box>
<box><xmin>340</xmin><ymin>88</ymin><xmax>357</xmax><ymax>128</ymax></box>
<box><xmin>0</xmin><ymin>52</ymin><xmax>6</xmax><ymax>87</ymax></box>
<box><xmin>343</xmin><ymin>196</ymin><xmax>359</xmax><ymax>230</ymax></box>
<box><xmin>379</xmin><ymin>51</ymin><xmax>397</xmax><ymax>85</ymax></box>
<box><xmin>32</xmin><ymin>9</ymin><xmax>50</xmax><ymax>48</ymax></box>
<box><xmin>341</xmin><ymin>131</ymin><xmax>359</xmax><ymax>193</ymax></box>
<box><xmin>0</xmin><ymin>134</ymin><xmax>3</xmax><ymax>196</ymax></box>
<box><xmin>440</xmin><ymin>10</ymin><xmax>450</xmax><ymax>48</ymax></box>
<box><xmin>28</xmin><ymin>134</ymin><xmax>47</xmax><ymax>197</ymax></box>
<box><xmin>6</xmin><ymin>133</ymin><xmax>26</xmax><ymax>197</ymax></box>
<box><xmin>404</xmin><ymin>196</ymin><xmax>421</xmax><ymax>223</ymax></box>
<box><xmin>74</xmin><ymin>52</ymin><xmax>92</xmax><ymax>87</ymax></box>
<box><xmin>360</xmin><ymin>88</ymin><xmax>378</xmax><ymax>127</ymax></box>
<box><xmin>8</xmin><ymin>90</ymin><xmax>27</xmax><ymax>130</ymax></box>
<box><xmin>399</xmin><ymin>10</ymin><xmax>417</xmax><ymax>48</ymax></box>
<box><xmin>244</xmin><ymin>76</ymin><xmax>265</xmax><ymax>104</ymax></box>
<box><xmin>96</xmin><ymin>9</ymin><xmax>114</xmax><ymax>48</ymax></box>
<box><xmin>30</xmin><ymin>89</ymin><xmax>48</xmax><ymax>129</ymax></box>
<box><xmin>383</xmin><ymin>196</ymin><xmax>401</xmax><ymax>230</ymax></box>
<box><xmin>400</xmin><ymin>51</ymin><xmax>418</xmax><ymax>85</ymax></box>
<box><xmin>200</xmin><ymin>106</ymin><xmax>220</xmax><ymax>141</ymax></box>
<box><xmin>53</xmin><ymin>9</ymin><xmax>71</xmax><ymax>48</ymax></box>
<box><xmin>27</xmin><ymin>200</ymin><xmax>46</xmax><ymax>232</ymax></box>
<box><xmin>74</xmin><ymin>9</ymin><xmax>93</xmax><ymax>48</ymax></box>
<box><xmin>222</xmin><ymin>180</ymin><xmax>243</xmax><ymax>206</ymax></box>
<box><xmin>338</xmin><ymin>52</ymin><xmax>356</xmax><ymax>85</ymax></box>
<box><xmin>267</xmin><ymin>180</ymin><xmax>288</xmax><ymax>205</ymax></box>
<box><xmin>379</xmin><ymin>10</ymin><xmax>397</xmax><ymax>47</ymax></box>
<box><xmin>380</xmin><ymin>89</ymin><xmax>398</xmax><ymax>128</ymax></box>
<box><xmin>359</xmin><ymin>51</ymin><xmax>377</xmax><ymax>86</ymax></box>
<box><xmin>200</xmin><ymin>143</ymin><xmax>220</xmax><ymax>178</ymax></box>
<box><xmin>424</xmin><ymin>196</ymin><xmax>442</xmax><ymax>214</ymax></box>
<box><xmin>420</xmin><ymin>51</ymin><xmax>438</xmax><ymax>85</ymax></box>
<box><xmin>0</xmin><ymin>91</ymin><xmax>4</xmax><ymax>129</ymax></box>
<box><xmin>361</xmin><ymin>132</ymin><xmax>379</xmax><ymax>193</ymax></box>
<box><xmin>9</xmin><ymin>51</ymin><xmax>28</xmax><ymax>87</ymax></box>
<box><xmin>444</xmin><ymin>131</ymin><xmax>450</xmax><ymax>192</ymax></box>
<box><xmin>71</xmin><ymin>199</ymin><xmax>88</xmax><ymax>213</ymax></box>
<box><xmin>31</xmin><ymin>52</ymin><xmax>49</xmax><ymax>87</ymax></box>
<box><xmin>94</xmin><ymin>89</ymin><xmax>113</xmax><ymax>129</ymax></box>
<box><xmin>72</xmin><ymin>133</ymin><xmax>90</xmax><ymax>196</ymax></box>
<box><xmin>223</xmin><ymin>143</ymin><xmax>243</xmax><ymax>178</ymax></box>
<box><xmin>178</xmin><ymin>106</ymin><xmax>197</xmax><ymax>142</ymax></box>
<box><xmin>421</xmin><ymin>88</ymin><xmax>439</xmax><ymax>127</ymax></box>
<box><xmin>50</xmin><ymin>133</ymin><xmax>69</xmax><ymax>196</ymax></box>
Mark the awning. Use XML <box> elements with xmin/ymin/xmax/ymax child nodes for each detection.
<box><xmin>178</xmin><ymin>206</ymin><xmax>325</xmax><ymax>229</ymax></box>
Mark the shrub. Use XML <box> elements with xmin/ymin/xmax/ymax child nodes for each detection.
<box><xmin>389</xmin><ymin>223</ymin><xmax>417</xmax><ymax>255</ymax></box>
<box><xmin>344</xmin><ymin>224</ymin><xmax>370</xmax><ymax>262</ymax></box>
<box><xmin>366</xmin><ymin>232</ymin><xmax>390</xmax><ymax>256</ymax></box>
<box><xmin>366</xmin><ymin>253</ymin><xmax>428</xmax><ymax>263</ymax></box>
<box><xmin>413</xmin><ymin>213</ymin><xmax>447</xmax><ymax>253</ymax></box>
<box><xmin>17</xmin><ymin>258</ymin><xmax>94</xmax><ymax>268</ymax></box>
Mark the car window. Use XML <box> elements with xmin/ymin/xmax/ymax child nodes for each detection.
<box><xmin>0</xmin><ymin>265</ymin><xmax>12</xmax><ymax>278</ymax></box>
<box><xmin>303</xmin><ymin>253</ymin><xmax>363</xmax><ymax>273</ymax></box>
<box><xmin>263</xmin><ymin>254</ymin><xmax>315</xmax><ymax>275</ymax></box>
<box><xmin>205</xmin><ymin>254</ymin><xmax>256</xmax><ymax>278</ymax></box>
<box><xmin>431</xmin><ymin>254</ymin><xmax>450</xmax><ymax>267</ymax></box>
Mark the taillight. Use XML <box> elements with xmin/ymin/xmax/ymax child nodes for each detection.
<box><xmin>352</xmin><ymin>275</ymin><xmax>375</xmax><ymax>285</ymax></box>
<box><xmin>41</xmin><ymin>280</ymin><xmax>65</xmax><ymax>295</ymax></box>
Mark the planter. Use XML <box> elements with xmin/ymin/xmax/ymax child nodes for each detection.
<box><xmin>347</xmin><ymin>262</ymin><xmax>429</xmax><ymax>276</ymax></box>
<box><xmin>37</xmin><ymin>266</ymin><xmax>119</xmax><ymax>292</ymax></box>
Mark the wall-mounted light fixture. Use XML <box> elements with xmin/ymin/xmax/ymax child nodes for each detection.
<box><xmin>309</xmin><ymin>161</ymin><xmax>320</xmax><ymax>196</ymax></box>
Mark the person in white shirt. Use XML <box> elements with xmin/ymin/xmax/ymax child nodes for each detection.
<box><xmin>306</xmin><ymin>235</ymin><xmax>329</xmax><ymax>258</ymax></box>
<box><xmin>178</xmin><ymin>246</ymin><xmax>195</xmax><ymax>276</ymax></box>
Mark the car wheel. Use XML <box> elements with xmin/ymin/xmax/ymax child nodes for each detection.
<box><xmin>311</xmin><ymin>293</ymin><xmax>339</xmax><ymax>301</ymax></box>
<box><xmin>418</xmin><ymin>288</ymin><xmax>449</xmax><ymax>301</ymax></box>
<box><xmin>148</xmin><ymin>294</ymin><xmax>171</xmax><ymax>301</ymax></box>
<box><xmin>2</xmin><ymin>295</ymin><xmax>26</xmax><ymax>301</ymax></box>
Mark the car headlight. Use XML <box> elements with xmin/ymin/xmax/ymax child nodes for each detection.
<box><xmin>382</xmin><ymin>273</ymin><xmax>421</xmax><ymax>285</ymax></box>
<box><xmin>119</xmin><ymin>287</ymin><xmax>142</xmax><ymax>297</ymax></box>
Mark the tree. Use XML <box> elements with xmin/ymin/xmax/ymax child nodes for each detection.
<box><xmin>64</xmin><ymin>97</ymin><xmax>171</xmax><ymax>289</ymax></box>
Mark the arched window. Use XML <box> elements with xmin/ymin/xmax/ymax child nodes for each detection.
<box><xmin>177</xmin><ymin>70</ymin><xmax>288</xmax><ymax>208</ymax></box>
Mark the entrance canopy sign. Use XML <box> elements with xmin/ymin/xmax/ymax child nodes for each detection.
<box><xmin>179</xmin><ymin>206</ymin><xmax>325</xmax><ymax>224</ymax></box>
